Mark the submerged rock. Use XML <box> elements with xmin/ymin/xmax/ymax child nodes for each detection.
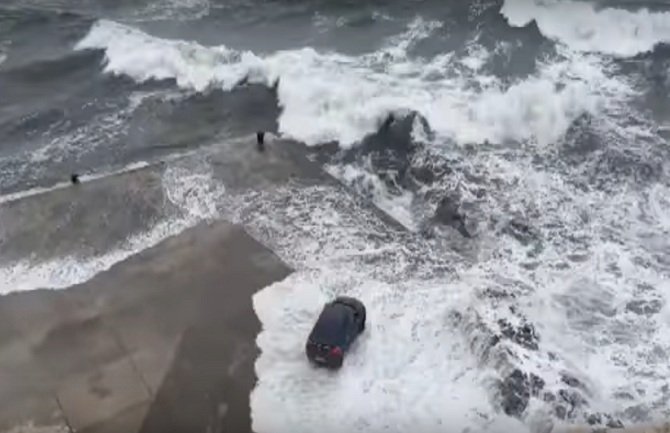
<box><xmin>499</xmin><ymin>369</ymin><xmax>531</xmax><ymax>417</ymax></box>
<box><xmin>586</xmin><ymin>412</ymin><xmax>624</xmax><ymax>429</ymax></box>
<box><xmin>409</xmin><ymin>165</ymin><xmax>436</xmax><ymax>184</ymax></box>
<box><xmin>625</xmin><ymin>299</ymin><xmax>663</xmax><ymax>316</ymax></box>
<box><xmin>502</xmin><ymin>219</ymin><xmax>539</xmax><ymax>246</ymax></box>
<box><xmin>560</xmin><ymin>372</ymin><xmax>586</xmax><ymax>391</ymax></box>
<box><xmin>481</xmin><ymin>288</ymin><xmax>516</xmax><ymax>301</ymax></box>
<box><xmin>433</xmin><ymin>191</ymin><xmax>471</xmax><ymax>238</ymax></box>
<box><xmin>498</xmin><ymin>369</ymin><xmax>544</xmax><ymax>417</ymax></box>
<box><xmin>558</xmin><ymin>389</ymin><xmax>588</xmax><ymax>419</ymax></box>
<box><xmin>498</xmin><ymin>319</ymin><xmax>539</xmax><ymax>351</ymax></box>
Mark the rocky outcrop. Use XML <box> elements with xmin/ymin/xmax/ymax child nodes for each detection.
<box><xmin>498</xmin><ymin>319</ymin><xmax>539</xmax><ymax>351</ymax></box>
<box><xmin>498</xmin><ymin>369</ymin><xmax>545</xmax><ymax>417</ymax></box>
<box><xmin>432</xmin><ymin>190</ymin><xmax>472</xmax><ymax>238</ymax></box>
<box><xmin>625</xmin><ymin>299</ymin><xmax>663</xmax><ymax>316</ymax></box>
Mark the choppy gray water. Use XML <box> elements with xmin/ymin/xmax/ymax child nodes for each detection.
<box><xmin>2</xmin><ymin>0</ymin><xmax>670</xmax><ymax>431</ymax></box>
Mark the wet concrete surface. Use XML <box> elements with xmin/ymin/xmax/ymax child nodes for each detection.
<box><xmin>0</xmin><ymin>220</ymin><xmax>291</xmax><ymax>433</ymax></box>
<box><xmin>0</xmin><ymin>164</ymin><xmax>173</xmax><ymax>265</ymax></box>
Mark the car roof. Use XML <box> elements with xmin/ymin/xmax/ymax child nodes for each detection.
<box><xmin>309</xmin><ymin>303</ymin><xmax>353</xmax><ymax>345</ymax></box>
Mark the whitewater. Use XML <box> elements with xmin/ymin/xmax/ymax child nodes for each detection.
<box><xmin>3</xmin><ymin>0</ymin><xmax>670</xmax><ymax>431</ymax></box>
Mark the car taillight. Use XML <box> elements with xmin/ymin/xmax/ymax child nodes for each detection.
<box><xmin>330</xmin><ymin>346</ymin><xmax>342</xmax><ymax>357</ymax></box>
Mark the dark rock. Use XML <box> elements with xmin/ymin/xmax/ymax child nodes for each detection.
<box><xmin>530</xmin><ymin>373</ymin><xmax>545</xmax><ymax>397</ymax></box>
<box><xmin>586</xmin><ymin>412</ymin><xmax>625</xmax><ymax>429</ymax></box>
<box><xmin>625</xmin><ymin>299</ymin><xmax>663</xmax><ymax>316</ymax></box>
<box><xmin>488</xmin><ymin>334</ymin><xmax>501</xmax><ymax>348</ymax></box>
<box><xmin>587</xmin><ymin>413</ymin><xmax>602</xmax><ymax>425</ymax></box>
<box><xmin>636</xmin><ymin>282</ymin><xmax>655</xmax><ymax>292</ymax></box>
<box><xmin>606</xmin><ymin>418</ymin><xmax>624</xmax><ymax>428</ymax></box>
<box><xmin>623</xmin><ymin>404</ymin><xmax>650</xmax><ymax>423</ymax></box>
<box><xmin>409</xmin><ymin>166</ymin><xmax>436</xmax><ymax>184</ymax></box>
<box><xmin>613</xmin><ymin>391</ymin><xmax>635</xmax><ymax>401</ymax></box>
<box><xmin>543</xmin><ymin>392</ymin><xmax>556</xmax><ymax>403</ymax></box>
<box><xmin>555</xmin><ymin>405</ymin><xmax>567</xmax><ymax>420</ymax></box>
<box><xmin>558</xmin><ymin>389</ymin><xmax>588</xmax><ymax>417</ymax></box>
<box><xmin>499</xmin><ymin>369</ymin><xmax>531</xmax><ymax>417</ymax></box>
<box><xmin>498</xmin><ymin>319</ymin><xmax>539</xmax><ymax>351</ymax></box>
<box><xmin>503</xmin><ymin>219</ymin><xmax>538</xmax><ymax>246</ymax></box>
<box><xmin>560</xmin><ymin>372</ymin><xmax>586</xmax><ymax>390</ymax></box>
<box><xmin>434</xmin><ymin>191</ymin><xmax>462</xmax><ymax>224</ymax></box>
<box><xmin>482</xmin><ymin>288</ymin><xmax>516</xmax><ymax>300</ymax></box>
<box><xmin>433</xmin><ymin>191</ymin><xmax>471</xmax><ymax>238</ymax></box>
<box><xmin>336</xmin><ymin>112</ymin><xmax>420</xmax><ymax>189</ymax></box>
<box><xmin>447</xmin><ymin>310</ymin><xmax>463</xmax><ymax>325</ymax></box>
<box><xmin>561</xmin><ymin>113</ymin><xmax>602</xmax><ymax>158</ymax></box>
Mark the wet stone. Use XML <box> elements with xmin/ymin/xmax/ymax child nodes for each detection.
<box><xmin>555</xmin><ymin>405</ymin><xmax>567</xmax><ymax>420</ymax></box>
<box><xmin>586</xmin><ymin>412</ymin><xmax>625</xmax><ymax>429</ymax></box>
<box><xmin>560</xmin><ymin>372</ymin><xmax>586</xmax><ymax>391</ymax></box>
<box><xmin>543</xmin><ymin>392</ymin><xmax>556</xmax><ymax>403</ymax></box>
<box><xmin>409</xmin><ymin>166</ymin><xmax>436</xmax><ymax>184</ymax></box>
<box><xmin>558</xmin><ymin>389</ymin><xmax>588</xmax><ymax>418</ymax></box>
<box><xmin>606</xmin><ymin>418</ymin><xmax>624</xmax><ymax>428</ymax></box>
<box><xmin>502</xmin><ymin>219</ymin><xmax>539</xmax><ymax>246</ymax></box>
<box><xmin>587</xmin><ymin>413</ymin><xmax>602</xmax><ymax>425</ymax></box>
<box><xmin>434</xmin><ymin>192</ymin><xmax>463</xmax><ymax>225</ymax></box>
<box><xmin>530</xmin><ymin>373</ymin><xmax>545</xmax><ymax>397</ymax></box>
<box><xmin>432</xmin><ymin>191</ymin><xmax>472</xmax><ymax>238</ymax></box>
<box><xmin>613</xmin><ymin>391</ymin><xmax>635</xmax><ymax>401</ymax></box>
<box><xmin>623</xmin><ymin>404</ymin><xmax>651</xmax><ymax>423</ymax></box>
<box><xmin>498</xmin><ymin>369</ymin><xmax>535</xmax><ymax>417</ymax></box>
<box><xmin>498</xmin><ymin>319</ymin><xmax>539</xmax><ymax>351</ymax></box>
<box><xmin>481</xmin><ymin>288</ymin><xmax>516</xmax><ymax>300</ymax></box>
<box><xmin>625</xmin><ymin>299</ymin><xmax>663</xmax><ymax>316</ymax></box>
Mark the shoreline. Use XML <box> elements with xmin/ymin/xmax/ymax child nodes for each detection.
<box><xmin>0</xmin><ymin>134</ymin><xmax>666</xmax><ymax>433</ymax></box>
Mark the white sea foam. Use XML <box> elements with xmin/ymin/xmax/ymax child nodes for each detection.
<box><xmin>324</xmin><ymin>163</ymin><xmax>418</xmax><ymax>231</ymax></box>
<box><xmin>438</xmin><ymin>150</ymin><xmax>670</xmax><ymax>424</ymax></box>
<box><xmin>501</xmin><ymin>0</ymin><xmax>670</xmax><ymax>57</ymax></box>
<box><xmin>76</xmin><ymin>18</ymin><xmax>631</xmax><ymax>149</ymax></box>
<box><xmin>215</xmin><ymin>183</ymin><xmax>519</xmax><ymax>433</ymax></box>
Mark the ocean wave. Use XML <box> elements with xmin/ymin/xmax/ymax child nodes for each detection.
<box><xmin>76</xmin><ymin>18</ymin><xmax>633</xmax><ymax>149</ymax></box>
<box><xmin>501</xmin><ymin>0</ymin><xmax>670</xmax><ymax>57</ymax></box>
<box><xmin>7</xmin><ymin>5</ymin><xmax>670</xmax><ymax>431</ymax></box>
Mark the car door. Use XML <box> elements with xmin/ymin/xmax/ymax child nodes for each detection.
<box><xmin>343</xmin><ymin>310</ymin><xmax>357</xmax><ymax>350</ymax></box>
<box><xmin>348</xmin><ymin>305</ymin><xmax>363</xmax><ymax>335</ymax></box>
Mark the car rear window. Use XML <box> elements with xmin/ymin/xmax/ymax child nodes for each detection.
<box><xmin>309</xmin><ymin>304</ymin><xmax>352</xmax><ymax>345</ymax></box>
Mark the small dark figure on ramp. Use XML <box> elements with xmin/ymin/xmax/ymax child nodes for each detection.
<box><xmin>256</xmin><ymin>131</ymin><xmax>265</xmax><ymax>152</ymax></box>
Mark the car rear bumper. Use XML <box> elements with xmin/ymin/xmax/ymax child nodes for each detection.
<box><xmin>308</xmin><ymin>355</ymin><xmax>343</xmax><ymax>369</ymax></box>
<box><xmin>306</xmin><ymin>344</ymin><xmax>343</xmax><ymax>369</ymax></box>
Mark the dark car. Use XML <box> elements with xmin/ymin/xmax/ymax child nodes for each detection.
<box><xmin>305</xmin><ymin>296</ymin><xmax>366</xmax><ymax>369</ymax></box>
